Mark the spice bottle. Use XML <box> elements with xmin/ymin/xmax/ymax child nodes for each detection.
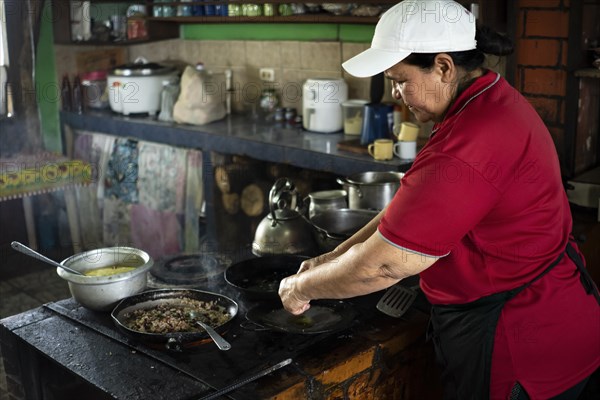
<box><xmin>60</xmin><ymin>74</ymin><xmax>72</xmax><ymax>112</ymax></box>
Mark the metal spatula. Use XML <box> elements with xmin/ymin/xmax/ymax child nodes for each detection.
<box><xmin>376</xmin><ymin>284</ymin><xmax>419</xmax><ymax>318</ymax></box>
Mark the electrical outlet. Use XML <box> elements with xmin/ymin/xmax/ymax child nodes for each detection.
<box><xmin>259</xmin><ymin>68</ymin><xmax>275</xmax><ymax>82</ymax></box>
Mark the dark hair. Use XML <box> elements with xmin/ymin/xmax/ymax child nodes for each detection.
<box><xmin>403</xmin><ymin>26</ymin><xmax>514</xmax><ymax>71</ymax></box>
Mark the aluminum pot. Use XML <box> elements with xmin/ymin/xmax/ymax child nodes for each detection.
<box><xmin>337</xmin><ymin>171</ymin><xmax>404</xmax><ymax>211</ymax></box>
<box><xmin>310</xmin><ymin>208</ymin><xmax>378</xmax><ymax>252</ymax></box>
<box><xmin>305</xmin><ymin>189</ymin><xmax>347</xmax><ymax>218</ymax></box>
<box><xmin>57</xmin><ymin>247</ymin><xmax>154</xmax><ymax>311</ymax></box>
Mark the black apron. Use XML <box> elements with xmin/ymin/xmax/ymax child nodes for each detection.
<box><xmin>427</xmin><ymin>242</ymin><xmax>600</xmax><ymax>400</ymax></box>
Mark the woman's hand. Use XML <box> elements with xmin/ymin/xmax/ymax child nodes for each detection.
<box><xmin>279</xmin><ymin>274</ymin><xmax>311</xmax><ymax>315</ymax></box>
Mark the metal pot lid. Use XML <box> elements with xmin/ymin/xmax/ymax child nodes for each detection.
<box><xmin>110</xmin><ymin>57</ymin><xmax>175</xmax><ymax>77</ymax></box>
<box><xmin>346</xmin><ymin>171</ymin><xmax>404</xmax><ymax>185</ymax></box>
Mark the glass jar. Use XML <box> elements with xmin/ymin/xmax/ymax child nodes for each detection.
<box><xmin>152</xmin><ymin>0</ymin><xmax>164</xmax><ymax>17</ymax></box>
<box><xmin>278</xmin><ymin>4</ymin><xmax>293</xmax><ymax>16</ymax></box>
<box><xmin>228</xmin><ymin>4</ymin><xmax>241</xmax><ymax>17</ymax></box>
<box><xmin>263</xmin><ymin>3</ymin><xmax>274</xmax><ymax>17</ymax></box>
<box><xmin>259</xmin><ymin>88</ymin><xmax>279</xmax><ymax>113</ymax></box>
<box><xmin>158</xmin><ymin>78</ymin><xmax>180</xmax><ymax>122</ymax></box>
<box><xmin>81</xmin><ymin>70</ymin><xmax>109</xmax><ymax>110</ymax></box>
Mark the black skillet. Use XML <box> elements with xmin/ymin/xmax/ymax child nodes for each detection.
<box><xmin>245</xmin><ymin>300</ymin><xmax>358</xmax><ymax>335</ymax></box>
<box><xmin>111</xmin><ymin>289</ymin><xmax>238</xmax><ymax>351</ymax></box>
<box><xmin>224</xmin><ymin>255</ymin><xmax>309</xmax><ymax>301</ymax></box>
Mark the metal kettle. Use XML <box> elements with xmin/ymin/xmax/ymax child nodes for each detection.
<box><xmin>252</xmin><ymin>178</ymin><xmax>318</xmax><ymax>257</ymax></box>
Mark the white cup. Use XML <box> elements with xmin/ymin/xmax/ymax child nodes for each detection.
<box><xmin>394</xmin><ymin>141</ymin><xmax>417</xmax><ymax>160</ymax></box>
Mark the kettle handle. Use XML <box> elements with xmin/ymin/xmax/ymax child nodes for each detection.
<box><xmin>268</xmin><ymin>178</ymin><xmax>296</xmax><ymax>224</ymax></box>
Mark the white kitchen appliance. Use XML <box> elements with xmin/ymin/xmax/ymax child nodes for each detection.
<box><xmin>302</xmin><ymin>77</ymin><xmax>348</xmax><ymax>133</ymax></box>
<box><xmin>107</xmin><ymin>57</ymin><xmax>177</xmax><ymax>116</ymax></box>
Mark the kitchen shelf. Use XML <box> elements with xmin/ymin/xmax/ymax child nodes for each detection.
<box><xmin>146</xmin><ymin>1</ymin><xmax>397</xmax><ymax>24</ymax></box>
<box><xmin>51</xmin><ymin>0</ymin><xmax>179</xmax><ymax>45</ymax></box>
<box><xmin>148</xmin><ymin>14</ymin><xmax>380</xmax><ymax>24</ymax></box>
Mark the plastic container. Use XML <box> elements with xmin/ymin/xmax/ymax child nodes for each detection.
<box><xmin>341</xmin><ymin>99</ymin><xmax>368</xmax><ymax>135</ymax></box>
<box><xmin>81</xmin><ymin>70</ymin><xmax>109</xmax><ymax>110</ymax></box>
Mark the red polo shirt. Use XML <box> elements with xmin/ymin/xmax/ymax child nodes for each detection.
<box><xmin>379</xmin><ymin>70</ymin><xmax>600</xmax><ymax>398</ymax></box>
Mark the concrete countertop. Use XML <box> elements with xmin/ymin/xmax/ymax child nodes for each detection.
<box><xmin>60</xmin><ymin>111</ymin><xmax>412</xmax><ymax>176</ymax></box>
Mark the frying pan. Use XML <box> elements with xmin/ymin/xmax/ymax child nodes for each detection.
<box><xmin>111</xmin><ymin>289</ymin><xmax>238</xmax><ymax>351</ymax></box>
<box><xmin>245</xmin><ymin>300</ymin><xmax>358</xmax><ymax>334</ymax></box>
<box><xmin>224</xmin><ymin>255</ymin><xmax>309</xmax><ymax>301</ymax></box>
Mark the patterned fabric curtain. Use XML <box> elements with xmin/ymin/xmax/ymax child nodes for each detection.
<box><xmin>72</xmin><ymin>130</ymin><xmax>204</xmax><ymax>260</ymax></box>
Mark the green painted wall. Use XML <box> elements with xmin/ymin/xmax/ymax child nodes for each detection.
<box><xmin>181</xmin><ymin>23</ymin><xmax>374</xmax><ymax>42</ymax></box>
<box><xmin>37</xmin><ymin>0</ymin><xmax>60</xmax><ymax>152</ymax></box>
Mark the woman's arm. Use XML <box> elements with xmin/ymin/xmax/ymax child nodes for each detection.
<box><xmin>297</xmin><ymin>208</ymin><xmax>387</xmax><ymax>274</ymax></box>
<box><xmin>279</xmin><ymin>227</ymin><xmax>439</xmax><ymax>315</ymax></box>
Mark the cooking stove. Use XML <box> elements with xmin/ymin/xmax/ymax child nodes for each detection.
<box><xmin>148</xmin><ymin>252</ymin><xmax>233</xmax><ymax>289</ymax></box>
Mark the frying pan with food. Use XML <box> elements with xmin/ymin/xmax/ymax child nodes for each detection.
<box><xmin>245</xmin><ymin>300</ymin><xmax>358</xmax><ymax>334</ymax></box>
<box><xmin>111</xmin><ymin>288</ymin><xmax>238</xmax><ymax>351</ymax></box>
<box><xmin>224</xmin><ymin>255</ymin><xmax>309</xmax><ymax>301</ymax></box>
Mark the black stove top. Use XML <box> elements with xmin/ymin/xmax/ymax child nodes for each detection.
<box><xmin>33</xmin><ymin>273</ymin><xmax>385</xmax><ymax>400</ymax></box>
<box><xmin>149</xmin><ymin>253</ymin><xmax>233</xmax><ymax>287</ymax></box>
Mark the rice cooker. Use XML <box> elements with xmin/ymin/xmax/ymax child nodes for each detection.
<box><xmin>107</xmin><ymin>57</ymin><xmax>177</xmax><ymax>116</ymax></box>
<box><xmin>302</xmin><ymin>77</ymin><xmax>348</xmax><ymax>133</ymax></box>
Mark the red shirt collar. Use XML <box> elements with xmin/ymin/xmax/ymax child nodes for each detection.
<box><xmin>431</xmin><ymin>69</ymin><xmax>501</xmax><ymax>135</ymax></box>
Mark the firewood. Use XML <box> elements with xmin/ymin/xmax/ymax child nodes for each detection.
<box><xmin>214</xmin><ymin>164</ymin><xmax>253</xmax><ymax>194</ymax></box>
<box><xmin>241</xmin><ymin>181</ymin><xmax>271</xmax><ymax>217</ymax></box>
<box><xmin>221</xmin><ymin>192</ymin><xmax>240</xmax><ymax>215</ymax></box>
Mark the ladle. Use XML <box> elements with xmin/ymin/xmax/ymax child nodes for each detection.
<box><xmin>11</xmin><ymin>241</ymin><xmax>86</xmax><ymax>276</ymax></box>
<box><xmin>188</xmin><ymin>310</ymin><xmax>231</xmax><ymax>351</ymax></box>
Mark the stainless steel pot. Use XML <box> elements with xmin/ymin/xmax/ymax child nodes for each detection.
<box><xmin>337</xmin><ymin>171</ymin><xmax>404</xmax><ymax>211</ymax></box>
<box><xmin>310</xmin><ymin>208</ymin><xmax>378</xmax><ymax>252</ymax></box>
<box><xmin>306</xmin><ymin>189</ymin><xmax>347</xmax><ymax>218</ymax></box>
<box><xmin>57</xmin><ymin>247</ymin><xmax>154</xmax><ymax>311</ymax></box>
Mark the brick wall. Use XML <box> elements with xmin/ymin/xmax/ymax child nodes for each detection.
<box><xmin>514</xmin><ymin>0</ymin><xmax>570</xmax><ymax>172</ymax></box>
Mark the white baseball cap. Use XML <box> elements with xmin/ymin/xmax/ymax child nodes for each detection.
<box><xmin>342</xmin><ymin>0</ymin><xmax>477</xmax><ymax>78</ymax></box>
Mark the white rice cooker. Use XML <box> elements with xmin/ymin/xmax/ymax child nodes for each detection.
<box><xmin>107</xmin><ymin>57</ymin><xmax>177</xmax><ymax>116</ymax></box>
<box><xmin>302</xmin><ymin>77</ymin><xmax>348</xmax><ymax>133</ymax></box>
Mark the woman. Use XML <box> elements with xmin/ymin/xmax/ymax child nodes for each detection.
<box><xmin>279</xmin><ymin>1</ymin><xmax>600</xmax><ymax>399</ymax></box>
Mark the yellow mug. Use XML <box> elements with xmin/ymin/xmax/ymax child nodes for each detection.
<box><xmin>368</xmin><ymin>139</ymin><xmax>394</xmax><ymax>161</ymax></box>
<box><xmin>396</xmin><ymin>122</ymin><xmax>420</xmax><ymax>141</ymax></box>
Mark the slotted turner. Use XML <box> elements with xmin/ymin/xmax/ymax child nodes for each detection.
<box><xmin>376</xmin><ymin>284</ymin><xmax>419</xmax><ymax>318</ymax></box>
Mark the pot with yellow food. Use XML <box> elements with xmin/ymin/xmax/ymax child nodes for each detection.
<box><xmin>57</xmin><ymin>247</ymin><xmax>153</xmax><ymax>311</ymax></box>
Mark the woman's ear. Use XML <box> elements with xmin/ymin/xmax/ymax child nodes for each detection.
<box><xmin>434</xmin><ymin>53</ymin><xmax>456</xmax><ymax>83</ymax></box>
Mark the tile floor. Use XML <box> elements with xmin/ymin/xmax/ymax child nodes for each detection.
<box><xmin>0</xmin><ymin>245</ymin><xmax>72</xmax><ymax>400</ymax></box>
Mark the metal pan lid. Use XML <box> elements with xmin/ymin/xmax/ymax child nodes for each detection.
<box><xmin>110</xmin><ymin>56</ymin><xmax>175</xmax><ymax>77</ymax></box>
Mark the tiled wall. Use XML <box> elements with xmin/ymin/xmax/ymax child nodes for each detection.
<box><xmin>55</xmin><ymin>39</ymin><xmax>401</xmax><ymax>115</ymax></box>
<box><xmin>127</xmin><ymin>39</ymin><xmax>386</xmax><ymax>113</ymax></box>
<box><xmin>56</xmin><ymin>38</ymin><xmax>507</xmax><ymax>120</ymax></box>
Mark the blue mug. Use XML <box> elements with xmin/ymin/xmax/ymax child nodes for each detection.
<box><xmin>360</xmin><ymin>103</ymin><xmax>394</xmax><ymax>145</ymax></box>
